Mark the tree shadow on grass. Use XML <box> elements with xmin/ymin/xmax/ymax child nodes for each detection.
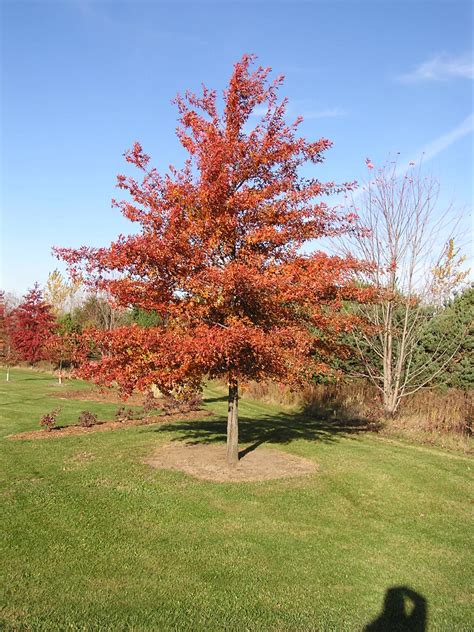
<box><xmin>12</xmin><ymin>376</ymin><xmax>51</xmax><ymax>381</ymax></box>
<box><xmin>154</xmin><ymin>397</ymin><xmax>381</xmax><ymax>457</ymax></box>
<box><xmin>365</xmin><ymin>586</ymin><xmax>427</xmax><ymax>631</ymax></box>
<box><xmin>202</xmin><ymin>395</ymin><xmax>229</xmax><ymax>404</ymax></box>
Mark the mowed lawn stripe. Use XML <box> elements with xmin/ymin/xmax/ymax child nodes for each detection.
<box><xmin>0</xmin><ymin>369</ymin><xmax>472</xmax><ymax>630</ymax></box>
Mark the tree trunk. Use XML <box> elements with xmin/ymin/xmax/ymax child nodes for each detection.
<box><xmin>383</xmin><ymin>387</ymin><xmax>399</xmax><ymax>416</ymax></box>
<box><xmin>227</xmin><ymin>378</ymin><xmax>239</xmax><ymax>467</ymax></box>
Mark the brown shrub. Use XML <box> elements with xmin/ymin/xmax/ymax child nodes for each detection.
<box><xmin>142</xmin><ymin>391</ymin><xmax>160</xmax><ymax>414</ymax></box>
<box><xmin>160</xmin><ymin>392</ymin><xmax>203</xmax><ymax>415</ymax></box>
<box><xmin>39</xmin><ymin>408</ymin><xmax>61</xmax><ymax>431</ymax></box>
<box><xmin>77</xmin><ymin>411</ymin><xmax>98</xmax><ymax>428</ymax></box>
<box><xmin>115</xmin><ymin>407</ymin><xmax>134</xmax><ymax>423</ymax></box>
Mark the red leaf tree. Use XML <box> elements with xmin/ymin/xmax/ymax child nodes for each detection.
<box><xmin>56</xmin><ymin>55</ymin><xmax>371</xmax><ymax>466</ymax></box>
<box><xmin>0</xmin><ymin>292</ymin><xmax>19</xmax><ymax>380</ymax></box>
<box><xmin>9</xmin><ymin>284</ymin><xmax>56</xmax><ymax>365</ymax></box>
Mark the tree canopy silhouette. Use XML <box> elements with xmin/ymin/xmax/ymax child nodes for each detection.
<box><xmin>56</xmin><ymin>55</ymin><xmax>371</xmax><ymax>465</ymax></box>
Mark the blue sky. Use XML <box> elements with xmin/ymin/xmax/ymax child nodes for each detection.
<box><xmin>1</xmin><ymin>0</ymin><xmax>473</xmax><ymax>295</ymax></box>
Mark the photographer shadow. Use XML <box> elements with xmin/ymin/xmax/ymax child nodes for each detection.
<box><xmin>365</xmin><ymin>586</ymin><xmax>427</xmax><ymax>631</ymax></box>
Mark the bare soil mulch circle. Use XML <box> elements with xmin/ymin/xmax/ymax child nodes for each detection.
<box><xmin>145</xmin><ymin>443</ymin><xmax>318</xmax><ymax>482</ymax></box>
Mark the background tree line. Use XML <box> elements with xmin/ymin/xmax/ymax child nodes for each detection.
<box><xmin>1</xmin><ymin>272</ymin><xmax>471</xmax><ymax>396</ymax></box>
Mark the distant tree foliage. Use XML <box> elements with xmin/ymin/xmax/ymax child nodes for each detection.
<box><xmin>0</xmin><ymin>291</ymin><xmax>19</xmax><ymax>380</ymax></box>
<box><xmin>415</xmin><ymin>286</ymin><xmax>473</xmax><ymax>389</ymax></box>
<box><xmin>128</xmin><ymin>307</ymin><xmax>162</xmax><ymax>329</ymax></box>
<box><xmin>44</xmin><ymin>269</ymin><xmax>74</xmax><ymax>315</ymax></box>
<box><xmin>9</xmin><ymin>285</ymin><xmax>56</xmax><ymax>364</ymax></box>
<box><xmin>67</xmin><ymin>294</ymin><xmax>128</xmax><ymax>331</ymax></box>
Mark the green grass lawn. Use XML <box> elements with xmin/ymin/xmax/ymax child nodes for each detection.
<box><xmin>0</xmin><ymin>368</ymin><xmax>472</xmax><ymax>631</ymax></box>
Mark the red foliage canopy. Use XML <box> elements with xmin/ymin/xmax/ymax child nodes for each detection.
<box><xmin>56</xmin><ymin>55</ymin><xmax>371</xmax><ymax>395</ymax></box>
<box><xmin>9</xmin><ymin>285</ymin><xmax>56</xmax><ymax>364</ymax></box>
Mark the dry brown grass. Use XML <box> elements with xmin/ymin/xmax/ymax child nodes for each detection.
<box><xmin>398</xmin><ymin>388</ymin><xmax>472</xmax><ymax>434</ymax></box>
<box><xmin>240</xmin><ymin>380</ymin><xmax>473</xmax><ymax>450</ymax></box>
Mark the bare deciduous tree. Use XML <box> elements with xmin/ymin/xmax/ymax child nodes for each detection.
<box><xmin>338</xmin><ymin>159</ymin><xmax>469</xmax><ymax>415</ymax></box>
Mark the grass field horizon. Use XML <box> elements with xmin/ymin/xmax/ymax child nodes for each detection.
<box><xmin>1</xmin><ymin>368</ymin><xmax>472</xmax><ymax>630</ymax></box>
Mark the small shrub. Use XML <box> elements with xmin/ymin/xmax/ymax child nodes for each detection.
<box><xmin>161</xmin><ymin>391</ymin><xmax>203</xmax><ymax>415</ymax></box>
<box><xmin>142</xmin><ymin>391</ymin><xmax>160</xmax><ymax>414</ymax></box>
<box><xmin>40</xmin><ymin>408</ymin><xmax>61</xmax><ymax>432</ymax></box>
<box><xmin>78</xmin><ymin>411</ymin><xmax>98</xmax><ymax>428</ymax></box>
<box><xmin>159</xmin><ymin>397</ymin><xmax>180</xmax><ymax>415</ymax></box>
<box><xmin>182</xmin><ymin>392</ymin><xmax>203</xmax><ymax>412</ymax></box>
<box><xmin>115</xmin><ymin>406</ymin><xmax>134</xmax><ymax>422</ymax></box>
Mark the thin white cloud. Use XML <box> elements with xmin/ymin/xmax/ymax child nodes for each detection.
<box><xmin>396</xmin><ymin>113</ymin><xmax>474</xmax><ymax>175</ymax></box>
<box><xmin>351</xmin><ymin>113</ymin><xmax>474</xmax><ymax>201</ymax></box>
<box><xmin>301</xmin><ymin>107</ymin><xmax>346</xmax><ymax>120</ymax></box>
<box><xmin>398</xmin><ymin>52</ymin><xmax>473</xmax><ymax>83</ymax></box>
